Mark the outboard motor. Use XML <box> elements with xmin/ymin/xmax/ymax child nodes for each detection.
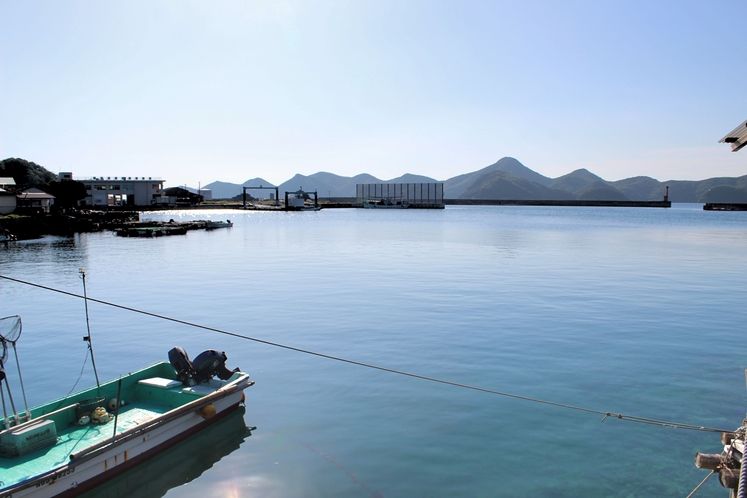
<box><xmin>168</xmin><ymin>346</ymin><xmax>196</xmax><ymax>386</ymax></box>
<box><xmin>192</xmin><ymin>350</ymin><xmax>237</xmax><ymax>384</ymax></box>
<box><xmin>169</xmin><ymin>347</ymin><xmax>238</xmax><ymax>386</ymax></box>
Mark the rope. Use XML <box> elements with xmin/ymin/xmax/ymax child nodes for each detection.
<box><xmin>685</xmin><ymin>470</ymin><xmax>716</xmax><ymax>498</ymax></box>
<box><xmin>65</xmin><ymin>349</ymin><xmax>90</xmax><ymax>398</ymax></box>
<box><xmin>0</xmin><ymin>274</ymin><xmax>733</xmax><ymax>434</ymax></box>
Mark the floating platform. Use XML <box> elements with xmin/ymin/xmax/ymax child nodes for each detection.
<box><xmin>703</xmin><ymin>203</ymin><xmax>747</xmax><ymax>211</ymax></box>
<box><xmin>115</xmin><ymin>220</ymin><xmax>232</xmax><ymax>237</ymax></box>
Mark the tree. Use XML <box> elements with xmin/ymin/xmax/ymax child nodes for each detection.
<box><xmin>0</xmin><ymin>158</ymin><xmax>56</xmax><ymax>188</ymax></box>
<box><xmin>42</xmin><ymin>180</ymin><xmax>88</xmax><ymax>211</ymax></box>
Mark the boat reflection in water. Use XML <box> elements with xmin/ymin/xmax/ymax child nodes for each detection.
<box><xmin>79</xmin><ymin>406</ymin><xmax>253</xmax><ymax>498</ymax></box>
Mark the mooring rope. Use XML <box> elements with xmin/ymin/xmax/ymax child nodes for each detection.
<box><xmin>0</xmin><ymin>274</ymin><xmax>734</xmax><ymax>433</ymax></box>
<box><xmin>685</xmin><ymin>470</ymin><xmax>716</xmax><ymax>498</ymax></box>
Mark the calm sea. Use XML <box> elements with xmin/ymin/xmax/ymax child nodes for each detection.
<box><xmin>1</xmin><ymin>205</ymin><xmax>745</xmax><ymax>497</ymax></box>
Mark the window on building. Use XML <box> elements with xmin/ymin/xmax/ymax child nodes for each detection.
<box><xmin>94</xmin><ymin>185</ymin><xmax>106</xmax><ymax>190</ymax></box>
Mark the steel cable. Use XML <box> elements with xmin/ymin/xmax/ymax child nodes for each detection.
<box><xmin>0</xmin><ymin>274</ymin><xmax>734</xmax><ymax>434</ymax></box>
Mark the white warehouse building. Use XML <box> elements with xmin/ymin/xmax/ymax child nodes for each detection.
<box><xmin>68</xmin><ymin>173</ymin><xmax>166</xmax><ymax>207</ymax></box>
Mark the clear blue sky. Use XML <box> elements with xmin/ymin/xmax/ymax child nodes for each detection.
<box><xmin>1</xmin><ymin>0</ymin><xmax>744</xmax><ymax>187</ymax></box>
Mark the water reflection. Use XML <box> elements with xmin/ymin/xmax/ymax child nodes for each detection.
<box><xmin>0</xmin><ymin>235</ymin><xmax>86</xmax><ymax>268</ymax></box>
<box><xmin>79</xmin><ymin>407</ymin><xmax>253</xmax><ymax>498</ymax></box>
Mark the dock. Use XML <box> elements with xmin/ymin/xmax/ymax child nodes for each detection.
<box><xmin>315</xmin><ymin>199</ymin><xmax>672</xmax><ymax>209</ymax></box>
<box><xmin>114</xmin><ymin>219</ymin><xmax>232</xmax><ymax>237</ymax></box>
<box><xmin>703</xmin><ymin>203</ymin><xmax>747</xmax><ymax>211</ymax></box>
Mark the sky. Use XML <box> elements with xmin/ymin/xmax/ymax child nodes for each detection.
<box><xmin>1</xmin><ymin>0</ymin><xmax>745</xmax><ymax>188</ymax></box>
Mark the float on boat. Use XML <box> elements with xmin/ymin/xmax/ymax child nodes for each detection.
<box><xmin>0</xmin><ymin>315</ymin><xmax>254</xmax><ymax>498</ymax></box>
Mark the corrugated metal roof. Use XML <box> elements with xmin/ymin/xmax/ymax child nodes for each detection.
<box><xmin>719</xmin><ymin>119</ymin><xmax>747</xmax><ymax>152</ymax></box>
<box><xmin>0</xmin><ymin>177</ymin><xmax>16</xmax><ymax>185</ymax></box>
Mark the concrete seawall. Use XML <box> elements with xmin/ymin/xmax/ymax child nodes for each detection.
<box><xmin>443</xmin><ymin>199</ymin><xmax>671</xmax><ymax>208</ymax></box>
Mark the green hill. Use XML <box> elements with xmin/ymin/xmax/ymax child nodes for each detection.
<box><xmin>0</xmin><ymin>158</ymin><xmax>56</xmax><ymax>188</ymax></box>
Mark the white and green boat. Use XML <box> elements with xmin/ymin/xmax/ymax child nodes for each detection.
<box><xmin>0</xmin><ymin>316</ymin><xmax>254</xmax><ymax>498</ymax></box>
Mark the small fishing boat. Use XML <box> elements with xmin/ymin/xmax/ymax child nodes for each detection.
<box><xmin>0</xmin><ymin>315</ymin><xmax>254</xmax><ymax>498</ymax></box>
<box><xmin>363</xmin><ymin>197</ymin><xmax>410</xmax><ymax>209</ymax></box>
<box><xmin>204</xmin><ymin>219</ymin><xmax>233</xmax><ymax>229</ymax></box>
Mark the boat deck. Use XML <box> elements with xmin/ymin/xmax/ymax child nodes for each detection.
<box><xmin>0</xmin><ymin>401</ymin><xmax>169</xmax><ymax>488</ymax></box>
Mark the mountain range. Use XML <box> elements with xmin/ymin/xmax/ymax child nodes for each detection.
<box><xmin>204</xmin><ymin>157</ymin><xmax>747</xmax><ymax>203</ymax></box>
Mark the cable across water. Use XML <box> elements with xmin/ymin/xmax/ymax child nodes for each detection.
<box><xmin>0</xmin><ymin>274</ymin><xmax>732</xmax><ymax>434</ymax></box>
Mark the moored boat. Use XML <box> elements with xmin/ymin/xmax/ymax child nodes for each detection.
<box><xmin>0</xmin><ymin>323</ymin><xmax>254</xmax><ymax>498</ymax></box>
<box><xmin>204</xmin><ymin>219</ymin><xmax>233</xmax><ymax>229</ymax></box>
<box><xmin>362</xmin><ymin>197</ymin><xmax>410</xmax><ymax>209</ymax></box>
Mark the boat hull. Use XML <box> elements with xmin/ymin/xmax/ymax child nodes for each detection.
<box><xmin>6</xmin><ymin>392</ymin><xmax>242</xmax><ymax>498</ymax></box>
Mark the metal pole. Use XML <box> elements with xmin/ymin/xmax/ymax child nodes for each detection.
<box><xmin>3</xmin><ymin>380</ymin><xmax>19</xmax><ymax>426</ymax></box>
<box><xmin>11</xmin><ymin>346</ymin><xmax>30</xmax><ymax>422</ymax></box>
<box><xmin>0</xmin><ymin>379</ymin><xmax>8</xmax><ymax>429</ymax></box>
<box><xmin>80</xmin><ymin>268</ymin><xmax>101</xmax><ymax>391</ymax></box>
<box><xmin>112</xmin><ymin>376</ymin><xmax>122</xmax><ymax>440</ymax></box>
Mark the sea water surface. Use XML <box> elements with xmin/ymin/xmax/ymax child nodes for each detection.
<box><xmin>1</xmin><ymin>205</ymin><xmax>745</xmax><ymax>497</ymax></box>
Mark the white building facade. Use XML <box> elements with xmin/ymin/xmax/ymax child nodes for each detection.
<box><xmin>77</xmin><ymin>176</ymin><xmax>166</xmax><ymax>207</ymax></box>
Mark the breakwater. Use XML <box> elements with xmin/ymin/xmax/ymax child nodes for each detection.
<box><xmin>703</xmin><ymin>203</ymin><xmax>747</xmax><ymax>211</ymax></box>
<box><xmin>444</xmin><ymin>199</ymin><xmax>672</xmax><ymax>207</ymax></box>
<box><xmin>320</xmin><ymin>198</ymin><xmax>671</xmax><ymax>208</ymax></box>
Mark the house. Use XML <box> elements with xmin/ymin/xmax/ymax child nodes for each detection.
<box><xmin>0</xmin><ymin>188</ymin><xmax>16</xmax><ymax>214</ymax></box>
<box><xmin>16</xmin><ymin>188</ymin><xmax>55</xmax><ymax>213</ymax></box>
<box><xmin>78</xmin><ymin>176</ymin><xmax>166</xmax><ymax>207</ymax></box>
<box><xmin>0</xmin><ymin>177</ymin><xmax>16</xmax><ymax>190</ymax></box>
